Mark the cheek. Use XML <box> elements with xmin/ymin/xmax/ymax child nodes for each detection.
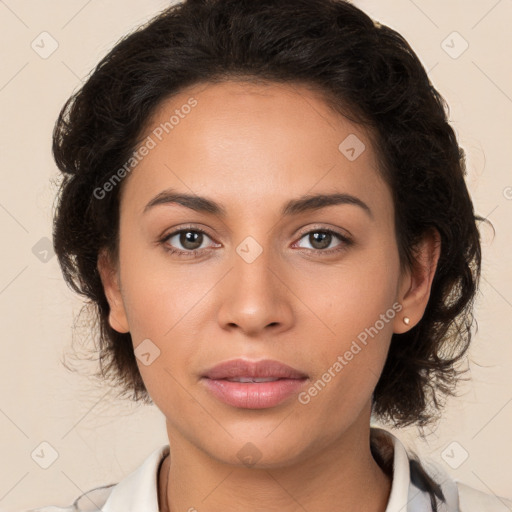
<box><xmin>116</xmin><ymin>231</ymin><xmax>218</xmax><ymax>394</ymax></box>
<box><xmin>296</xmin><ymin>282</ymin><xmax>398</xmax><ymax>426</ymax></box>
<box><xmin>292</xmin><ymin>237</ymin><xmax>400</xmax><ymax>395</ymax></box>
<box><xmin>117</xmin><ymin>226</ymin><xmax>211</xmax><ymax>336</ymax></box>
<box><xmin>295</xmin><ymin>238</ymin><xmax>400</xmax><ymax>339</ymax></box>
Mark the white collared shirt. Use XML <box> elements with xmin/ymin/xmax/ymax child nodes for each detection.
<box><xmin>28</xmin><ymin>427</ymin><xmax>511</xmax><ymax>512</ymax></box>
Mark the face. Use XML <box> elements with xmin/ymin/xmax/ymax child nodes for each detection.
<box><xmin>99</xmin><ymin>80</ymin><xmax>437</xmax><ymax>467</ymax></box>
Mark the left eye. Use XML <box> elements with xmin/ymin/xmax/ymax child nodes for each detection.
<box><xmin>295</xmin><ymin>230</ymin><xmax>345</xmax><ymax>251</ymax></box>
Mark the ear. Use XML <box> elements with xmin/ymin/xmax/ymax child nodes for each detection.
<box><xmin>97</xmin><ymin>249</ymin><xmax>130</xmax><ymax>334</ymax></box>
<box><xmin>393</xmin><ymin>228</ymin><xmax>441</xmax><ymax>334</ymax></box>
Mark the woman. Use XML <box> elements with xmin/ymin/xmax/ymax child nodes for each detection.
<box><xmin>32</xmin><ymin>0</ymin><xmax>511</xmax><ymax>510</ymax></box>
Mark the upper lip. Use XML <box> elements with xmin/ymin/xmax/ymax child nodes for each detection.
<box><xmin>202</xmin><ymin>358</ymin><xmax>308</xmax><ymax>380</ymax></box>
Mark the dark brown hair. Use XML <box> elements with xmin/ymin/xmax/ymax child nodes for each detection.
<box><xmin>52</xmin><ymin>0</ymin><xmax>483</xmax><ymax>435</ymax></box>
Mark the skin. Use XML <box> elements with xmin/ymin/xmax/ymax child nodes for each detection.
<box><xmin>98</xmin><ymin>80</ymin><xmax>440</xmax><ymax>512</ymax></box>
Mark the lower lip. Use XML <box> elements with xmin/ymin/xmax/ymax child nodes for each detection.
<box><xmin>201</xmin><ymin>378</ymin><xmax>308</xmax><ymax>409</ymax></box>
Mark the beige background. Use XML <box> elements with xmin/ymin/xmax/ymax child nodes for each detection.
<box><xmin>0</xmin><ymin>1</ymin><xmax>511</xmax><ymax>510</ymax></box>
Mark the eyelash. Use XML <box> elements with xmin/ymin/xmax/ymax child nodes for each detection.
<box><xmin>159</xmin><ymin>225</ymin><xmax>353</xmax><ymax>258</ymax></box>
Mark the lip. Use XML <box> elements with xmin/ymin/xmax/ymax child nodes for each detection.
<box><xmin>202</xmin><ymin>358</ymin><xmax>308</xmax><ymax>380</ymax></box>
<box><xmin>201</xmin><ymin>358</ymin><xmax>309</xmax><ymax>409</ymax></box>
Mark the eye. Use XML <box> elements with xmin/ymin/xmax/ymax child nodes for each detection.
<box><xmin>160</xmin><ymin>227</ymin><xmax>218</xmax><ymax>255</ymax></box>
<box><xmin>294</xmin><ymin>228</ymin><xmax>352</xmax><ymax>253</ymax></box>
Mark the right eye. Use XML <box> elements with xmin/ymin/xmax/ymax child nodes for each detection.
<box><xmin>159</xmin><ymin>227</ymin><xmax>220</xmax><ymax>256</ymax></box>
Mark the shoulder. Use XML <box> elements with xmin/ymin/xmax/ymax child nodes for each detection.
<box><xmin>371</xmin><ymin>426</ymin><xmax>512</xmax><ymax>512</ymax></box>
<box><xmin>24</xmin><ymin>483</ymin><xmax>115</xmax><ymax>512</ymax></box>
<box><xmin>410</xmin><ymin>453</ymin><xmax>512</xmax><ymax>511</ymax></box>
<box><xmin>456</xmin><ymin>481</ymin><xmax>512</xmax><ymax>511</ymax></box>
<box><xmin>26</xmin><ymin>444</ymin><xmax>169</xmax><ymax>512</ymax></box>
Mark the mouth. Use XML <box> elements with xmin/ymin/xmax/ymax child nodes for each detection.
<box><xmin>202</xmin><ymin>358</ymin><xmax>308</xmax><ymax>380</ymax></box>
<box><xmin>200</xmin><ymin>358</ymin><xmax>308</xmax><ymax>409</ymax></box>
<box><xmin>223</xmin><ymin>377</ymin><xmax>288</xmax><ymax>383</ymax></box>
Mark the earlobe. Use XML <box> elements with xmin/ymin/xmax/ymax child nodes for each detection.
<box><xmin>393</xmin><ymin>228</ymin><xmax>441</xmax><ymax>334</ymax></box>
<box><xmin>97</xmin><ymin>249</ymin><xmax>130</xmax><ymax>334</ymax></box>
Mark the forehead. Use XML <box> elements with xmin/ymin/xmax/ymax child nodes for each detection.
<box><xmin>122</xmin><ymin>80</ymin><xmax>391</xmax><ymax>218</ymax></box>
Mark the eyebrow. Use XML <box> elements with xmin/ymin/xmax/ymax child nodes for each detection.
<box><xmin>143</xmin><ymin>189</ymin><xmax>373</xmax><ymax>219</ymax></box>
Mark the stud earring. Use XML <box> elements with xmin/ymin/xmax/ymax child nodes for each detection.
<box><xmin>403</xmin><ymin>317</ymin><xmax>410</xmax><ymax>325</ymax></box>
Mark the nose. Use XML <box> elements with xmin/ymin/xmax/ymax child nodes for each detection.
<box><xmin>216</xmin><ymin>245</ymin><xmax>295</xmax><ymax>336</ymax></box>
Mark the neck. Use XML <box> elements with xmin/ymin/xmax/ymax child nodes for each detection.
<box><xmin>158</xmin><ymin>411</ymin><xmax>392</xmax><ymax>512</ymax></box>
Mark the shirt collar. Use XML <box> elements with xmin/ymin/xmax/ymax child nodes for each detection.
<box><xmin>371</xmin><ymin>426</ymin><xmax>460</xmax><ymax>512</ymax></box>
<box><xmin>100</xmin><ymin>443</ymin><xmax>169</xmax><ymax>512</ymax></box>
<box><xmin>98</xmin><ymin>427</ymin><xmax>459</xmax><ymax>512</ymax></box>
